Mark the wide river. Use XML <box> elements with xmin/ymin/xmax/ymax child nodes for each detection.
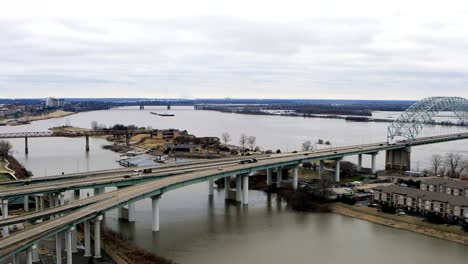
<box><xmin>1</xmin><ymin>107</ymin><xmax>467</xmax><ymax>264</ymax></box>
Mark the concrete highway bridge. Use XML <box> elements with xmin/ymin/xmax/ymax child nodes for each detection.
<box><xmin>1</xmin><ymin>96</ymin><xmax>468</xmax><ymax>263</ymax></box>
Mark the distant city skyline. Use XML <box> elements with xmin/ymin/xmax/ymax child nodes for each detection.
<box><xmin>1</xmin><ymin>0</ymin><xmax>468</xmax><ymax>99</ymax></box>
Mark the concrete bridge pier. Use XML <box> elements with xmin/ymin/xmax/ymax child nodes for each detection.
<box><xmin>276</xmin><ymin>168</ymin><xmax>282</xmax><ymax>188</ymax></box>
<box><xmin>236</xmin><ymin>175</ymin><xmax>243</xmax><ymax>202</ymax></box>
<box><xmin>151</xmin><ymin>196</ymin><xmax>161</xmax><ymax>232</ymax></box>
<box><xmin>385</xmin><ymin>148</ymin><xmax>411</xmax><ymax>171</ymax></box>
<box><xmin>85</xmin><ymin>136</ymin><xmax>90</xmax><ymax>152</ymax></box>
<box><xmin>335</xmin><ymin>158</ymin><xmax>343</xmax><ymax>182</ymax></box>
<box><xmin>208</xmin><ymin>179</ymin><xmax>214</xmax><ymax>196</ymax></box>
<box><xmin>12</xmin><ymin>253</ymin><xmax>19</xmax><ymax>264</ymax></box>
<box><xmin>94</xmin><ymin>215</ymin><xmax>103</xmax><ymax>259</ymax></box>
<box><xmin>266</xmin><ymin>168</ymin><xmax>272</xmax><ymax>186</ymax></box>
<box><xmin>371</xmin><ymin>153</ymin><xmax>378</xmax><ymax>174</ymax></box>
<box><xmin>26</xmin><ymin>246</ymin><xmax>33</xmax><ymax>264</ymax></box>
<box><xmin>125</xmin><ymin>133</ymin><xmax>130</xmax><ymax>146</ymax></box>
<box><xmin>319</xmin><ymin>160</ymin><xmax>325</xmax><ymax>179</ymax></box>
<box><xmin>35</xmin><ymin>196</ymin><xmax>39</xmax><ymax>211</ymax></box>
<box><xmin>25</xmin><ymin>136</ymin><xmax>29</xmax><ymax>154</ymax></box>
<box><xmin>2</xmin><ymin>200</ymin><xmax>9</xmax><ymax>237</ymax></box>
<box><xmin>128</xmin><ymin>203</ymin><xmax>136</xmax><ymax>222</ymax></box>
<box><xmin>23</xmin><ymin>195</ymin><xmax>29</xmax><ymax>212</ymax></box>
<box><xmin>357</xmin><ymin>154</ymin><xmax>363</xmax><ymax>172</ymax></box>
<box><xmin>32</xmin><ymin>242</ymin><xmax>39</xmax><ymax>262</ymax></box>
<box><xmin>242</xmin><ymin>174</ymin><xmax>249</xmax><ymax>205</ymax></box>
<box><xmin>84</xmin><ymin>220</ymin><xmax>91</xmax><ymax>257</ymax></box>
<box><xmin>224</xmin><ymin>176</ymin><xmax>230</xmax><ymax>199</ymax></box>
<box><xmin>292</xmin><ymin>166</ymin><xmax>299</xmax><ymax>190</ymax></box>
<box><xmin>56</xmin><ymin>232</ymin><xmax>62</xmax><ymax>264</ymax></box>
<box><xmin>66</xmin><ymin>227</ymin><xmax>73</xmax><ymax>264</ymax></box>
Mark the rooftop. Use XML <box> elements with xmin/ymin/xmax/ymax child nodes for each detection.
<box><xmin>374</xmin><ymin>185</ymin><xmax>468</xmax><ymax>207</ymax></box>
<box><xmin>421</xmin><ymin>178</ymin><xmax>468</xmax><ymax>189</ymax></box>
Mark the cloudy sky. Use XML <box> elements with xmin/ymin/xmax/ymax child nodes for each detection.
<box><xmin>1</xmin><ymin>0</ymin><xmax>467</xmax><ymax>99</ymax></box>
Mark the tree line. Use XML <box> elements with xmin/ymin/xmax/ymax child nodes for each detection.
<box><xmin>430</xmin><ymin>153</ymin><xmax>468</xmax><ymax>178</ymax></box>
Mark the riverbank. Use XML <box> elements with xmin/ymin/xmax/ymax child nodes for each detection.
<box><xmin>331</xmin><ymin>203</ymin><xmax>468</xmax><ymax>245</ymax></box>
<box><xmin>1</xmin><ymin>110</ymin><xmax>75</xmax><ymax>126</ymax></box>
<box><xmin>0</xmin><ymin>156</ymin><xmax>32</xmax><ymax>181</ymax></box>
<box><xmin>102</xmin><ymin>229</ymin><xmax>176</xmax><ymax>264</ymax></box>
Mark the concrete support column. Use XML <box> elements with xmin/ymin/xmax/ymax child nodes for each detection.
<box><xmin>32</xmin><ymin>243</ymin><xmax>39</xmax><ymax>263</ymax></box>
<box><xmin>34</xmin><ymin>196</ymin><xmax>39</xmax><ymax>212</ymax></box>
<box><xmin>94</xmin><ymin>215</ymin><xmax>103</xmax><ymax>259</ymax></box>
<box><xmin>151</xmin><ymin>196</ymin><xmax>161</xmax><ymax>232</ymax></box>
<box><xmin>2</xmin><ymin>200</ymin><xmax>9</xmax><ymax>237</ymax></box>
<box><xmin>49</xmin><ymin>193</ymin><xmax>54</xmax><ymax>208</ymax></box>
<box><xmin>371</xmin><ymin>153</ymin><xmax>378</xmax><ymax>174</ymax></box>
<box><xmin>125</xmin><ymin>133</ymin><xmax>130</xmax><ymax>146</ymax></box>
<box><xmin>118</xmin><ymin>206</ymin><xmax>124</xmax><ymax>219</ymax></box>
<box><xmin>319</xmin><ymin>160</ymin><xmax>325</xmax><ymax>179</ymax></box>
<box><xmin>292</xmin><ymin>166</ymin><xmax>299</xmax><ymax>190</ymax></box>
<box><xmin>242</xmin><ymin>175</ymin><xmax>249</xmax><ymax>205</ymax></box>
<box><xmin>276</xmin><ymin>168</ymin><xmax>282</xmax><ymax>188</ymax></box>
<box><xmin>71</xmin><ymin>225</ymin><xmax>78</xmax><ymax>253</ymax></box>
<box><xmin>208</xmin><ymin>179</ymin><xmax>214</xmax><ymax>196</ymax></box>
<box><xmin>84</xmin><ymin>221</ymin><xmax>91</xmax><ymax>257</ymax></box>
<box><xmin>128</xmin><ymin>202</ymin><xmax>136</xmax><ymax>222</ymax></box>
<box><xmin>26</xmin><ymin>247</ymin><xmax>33</xmax><ymax>264</ymax></box>
<box><xmin>24</xmin><ymin>195</ymin><xmax>29</xmax><ymax>212</ymax></box>
<box><xmin>224</xmin><ymin>176</ymin><xmax>230</xmax><ymax>199</ymax></box>
<box><xmin>12</xmin><ymin>254</ymin><xmax>19</xmax><ymax>264</ymax></box>
<box><xmin>266</xmin><ymin>168</ymin><xmax>272</xmax><ymax>186</ymax></box>
<box><xmin>235</xmin><ymin>175</ymin><xmax>242</xmax><ymax>202</ymax></box>
<box><xmin>66</xmin><ymin>228</ymin><xmax>73</xmax><ymax>264</ymax></box>
<box><xmin>357</xmin><ymin>154</ymin><xmax>363</xmax><ymax>172</ymax></box>
<box><xmin>39</xmin><ymin>195</ymin><xmax>44</xmax><ymax>210</ymax></box>
<box><xmin>56</xmin><ymin>233</ymin><xmax>62</xmax><ymax>264</ymax></box>
<box><xmin>25</xmin><ymin>136</ymin><xmax>29</xmax><ymax>154</ymax></box>
<box><xmin>85</xmin><ymin>135</ymin><xmax>90</xmax><ymax>152</ymax></box>
<box><xmin>335</xmin><ymin>158</ymin><xmax>342</xmax><ymax>182</ymax></box>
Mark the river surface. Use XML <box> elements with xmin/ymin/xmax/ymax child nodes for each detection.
<box><xmin>1</xmin><ymin>107</ymin><xmax>467</xmax><ymax>264</ymax></box>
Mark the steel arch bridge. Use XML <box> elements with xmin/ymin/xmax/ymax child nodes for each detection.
<box><xmin>387</xmin><ymin>96</ymin><xmax>468</xmax><ymax>143</ymax></box>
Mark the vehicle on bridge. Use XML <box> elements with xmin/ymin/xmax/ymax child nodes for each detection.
<box><xmin>239</xmin><ymin>158</ymin><xmax>257</xmax><ymax>164</ymax></box>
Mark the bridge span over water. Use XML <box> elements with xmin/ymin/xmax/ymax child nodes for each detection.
<box><xmin>1</xmin><ymin>132</ymin><xmax>468</xmax><ymax>263</ymax></box>
<box><xmin>1</xmin><ymin>96</ymin><xmax>468</xmax><ymax>263</ymax></box>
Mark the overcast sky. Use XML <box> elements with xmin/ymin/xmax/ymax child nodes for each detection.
<box><xmin>1</xmin><ymin>0</ymin><xmax>467</xmax><ymax>100</ymax></box>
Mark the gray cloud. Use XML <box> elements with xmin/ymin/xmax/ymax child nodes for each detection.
<box><xmin>0</xmin><ymin>12</ymin><xmax>467</xmax><ymax>99</ymax></box>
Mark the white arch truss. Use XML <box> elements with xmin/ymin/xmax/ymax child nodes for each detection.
<box><xmin>387</xmin><ymin>96</ymin><xmax>468</xmax><ymax>143</ymax></box>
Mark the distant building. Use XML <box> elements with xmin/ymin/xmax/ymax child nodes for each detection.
<box><xmin>45</xmin><ymin>97</ymin><xmax>65</xmax><ymax>108</ymax></box>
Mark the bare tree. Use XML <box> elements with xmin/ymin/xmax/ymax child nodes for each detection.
<box><xmin>302</xmin><ymin>140</ymin><xmax>313</xmax><ymax>151</ymax></box>
<box><xmin>239</xmin><ymin>134</ymin><xmax>248</xmax><ymax>150</ymax></box>
<box><xmin>221</xmin><ymin>132</ymin><xmax>231</xmax><ymax>145</ymax></box>
<box><xmin>444</xmin><ymin>152</ymin><xmax>465</xmax><ymax>178</ymax></box>
<box><xmin>316</xmin><ymin>178</ymin><xmax>333</xmax><ymax>201</ymax></box>
<box><xmin>91</xmin><ymin>121</ymin><xmax>99</xmax><ymax>129</ymax></box>
<box><xmin>247</xmin><ymin>136</ymin><xmax>256</xmax><ymax>150</ymax></box>
<box><xmin>0</xmin><ymin>140</ymin><xmax>12</xmax><ymax>161</ymax></box>
<box><xmin>431</xmin><ymin>154</ymin><xmax>443</xmax><ymax>175</ymax></box>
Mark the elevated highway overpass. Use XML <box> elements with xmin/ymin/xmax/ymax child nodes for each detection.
<box><xmin>1</xmin><ymin>132</ymin><xmax>468</xmax><ymax>263</ymax></box>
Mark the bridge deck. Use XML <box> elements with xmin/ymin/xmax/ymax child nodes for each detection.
<box><xmin>1</xmin><ymin>132</ymin><xmax>468</xmax><ymax>259</ymax></box>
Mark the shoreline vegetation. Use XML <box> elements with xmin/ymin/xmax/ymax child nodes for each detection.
<box><xmin>198</xmin><ymin>106</ymin><xmax>468</xmax><ymax>127</ymax></box>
